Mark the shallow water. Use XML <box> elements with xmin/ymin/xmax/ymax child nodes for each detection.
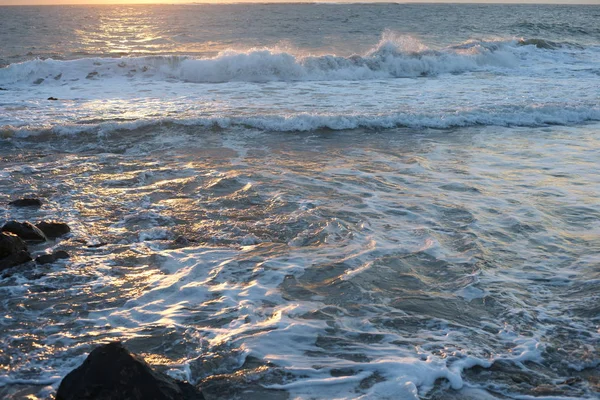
<box><xmin>1</xmin><ymin>125</ymin><xmax>599</xmax><ymax>399</ymax></box>
<box><xmin>1</xmin><ymin>3</ymin><xmax>599</xmax><ymax>399</ymax></box>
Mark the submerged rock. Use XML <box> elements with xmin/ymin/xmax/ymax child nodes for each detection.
<box><xmin>36</xmin><ymin>221</ymin><xmax>71</xmax><ymax>239</ymax></box>
<box><xmin>518</xmin><ymin>38</ymin><xmax>559</xmax><ymax>49</ymax></box>
<box><xmin>199</xmin><ymin>355</ymin><xmax>290</xmax><ymax>400</ymax></box>
<box><xmin>35</xmin><ymin>250</ymin><xmax>70</xmax><ymax>265</ymax></box>
<box><xmin>8</xmin><ymin>198</ymin><xmax>43</xmax><ymax>208</ymax></box>
<box><xmin>1</xmin><ymin>221</ymin><xmax>47</xmax><ymax>243</ymax></box>
<box><xmin>173</xmin><ymin>236</ymin><xmax>199</xmax><ymax>248</ymax></box>
<box><xmin>87</xmin><ymin>242</ymin><xmax>108</xmax><ymax>248</ymax></box>
<box><xmin>0</xmin><ymin>232</ymin><xmax>32</xmax><ymax>270</ymax></box>
<box><xmin>56</xmin><ymin>342</ymin><xmax>204</xmax><ymax>400</ymax></box>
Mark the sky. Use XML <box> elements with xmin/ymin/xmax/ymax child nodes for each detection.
<box><xmin>0</xmin><ymin>0</ymin><xmax>598</xmax><ymax>4</ymax></box>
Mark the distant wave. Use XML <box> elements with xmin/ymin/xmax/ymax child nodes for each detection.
<box><xmin>511</xmin><ymin>21</ymin><xmax>600</xmax><ymax>37</ymax></box>
<box><xmin>3</xmin><ymin>104</ymin><xmax>599</xmax><ymax>138</ymax></box>
<box><xmin>0</xmin><ymin>35</ymin><xmax>585</xmax><ymax>85</ymax></box>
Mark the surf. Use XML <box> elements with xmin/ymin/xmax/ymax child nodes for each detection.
<box><xmin>0</xmin><ymin>35</ymin><xmax>589</xmax><ymax>86</ymax></box>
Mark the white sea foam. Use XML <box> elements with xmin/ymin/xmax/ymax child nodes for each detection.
<box><xmin>2</xmin><ymin>122</ymin><xmax>600</xmax><ymax>399</ymax></box>
<box><xmin>2</xmin><ymin>5</ymin><xmax>600</xmax><ymax>399</ymax></box>
<box><xmin>3</xmin><ymin>105</ymin><xmax>600</xmax><ymax>139</ymax></box>
<box><xmin>0</xmin><ymin>37</ymin><xmax>589</xmax><ymax>86</ymax></box>
<box><xmin>1</xmin><ymin>35</ymin><xmax>598</xmax><ymax>138</ymax></box>
<box><xmin>73</xmin><ymin>242</ymin><xmax>565</xmax><ymax>399</ymax></box>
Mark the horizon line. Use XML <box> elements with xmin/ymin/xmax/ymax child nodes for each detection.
<box><xmin>1</xmin><ymin>1</ymin><xmax>599</xmax><ymax>5</ymax></box>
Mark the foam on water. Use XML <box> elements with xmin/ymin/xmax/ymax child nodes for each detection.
<box><xmin>116</xmin><ymin>245</ymin><xmax>544</xmax><ymax>399</ymax></box>
<box><xmin>2</xmin><ymin>125</ymin><xmax>599</xmax><ymax>399</ymax></box>
<box><xmin>0</xmin><ymin>37</ymin><xmax>590</xmax><ymax>85</ymax></box>
<box><xmin>1</xmin><ymin>4</ymin><xmax>599</xmax><ymax>399</ymax></box>
<box><xmin>1</xmin><ymin>34</ymin><xmax>598</xmax><ymax>137</ymax></box>
<box><xmin>2</xmin><ymin>105</ymin><xmax>600</xmax><ymax>139</ymax></box>
<box><xmin>0</xmin><ymin>241</ymin><xmax>552</xmax><ymax>399</ymax></box>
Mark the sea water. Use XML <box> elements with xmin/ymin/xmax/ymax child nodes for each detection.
<box><xmin>0</xmin><ymin>4</ymin><xmax>599</xmax><ymax>399</ymax></box>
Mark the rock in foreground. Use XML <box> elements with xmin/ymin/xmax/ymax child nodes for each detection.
<box><xmin>0</xmin><ymin>232</ymin><xmax>32</xmax><ymax>270</ymax></box>
<box><xmin>1</xmin><ymin>221</ymin><xmax>47</xmax><ymax>243</ymax></box>
<box><xmin>36</xmin><ymin>221</ymin><xmax>71</xmax><ymax>239</ymax></box>
<box><xmin>56</xmin><ymin>342</ymin><xmax>204</xmax><ymax>400</ymax></box>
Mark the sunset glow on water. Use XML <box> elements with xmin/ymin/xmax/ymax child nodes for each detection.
<box><xmin>1</xmin><ymin>3</ymin><xmax>599</xmax><ymax>399</ymax></box>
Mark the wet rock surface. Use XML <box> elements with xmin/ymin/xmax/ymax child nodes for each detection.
<box><xmin>36</xmin><ymin>221</ymin><xmax>71</xmax><ymax>239</ymax></box>
<box><xmin>8</xmin><ymin>198</ymin><xmax>43</xmax><ymax>207</ymax></box>
<box><xmin>35</xmin><ymin>250</ymin><xmax>70</xmax><ymax>265</ymax></box>
<box><xmin>1</xmin><ymin>221</ymin><xmax>47</xmax><ymax>243</ymax></box>
<box><xmin>0</xmin><ymin>232</ymin><xmax>32</xmax><ymax>270</ymax></box>
<box><xmin>56</xmin><ymin>342</ymin><xmax>205</xmax><ymax>400</ymax></box>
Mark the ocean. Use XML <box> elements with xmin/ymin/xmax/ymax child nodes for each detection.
<box><xmin>0</xmin><ymin>3</ymin><xmax>599</xmax><ymax>399</ymax></box>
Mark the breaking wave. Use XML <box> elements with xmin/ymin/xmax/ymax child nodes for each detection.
<box><xmin>3</xmin><ymin>105</ymin><xmax>599</xmax><ymax>138</ymax></box>
<box><xmin>0</xmin><ymin>35</ymin><xmax>578</xmax><ymax>85</ymax></box>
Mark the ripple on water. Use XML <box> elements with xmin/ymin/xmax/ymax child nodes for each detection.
<box><xmin>0</xmin><ymin>125</ymin><xmax>599</xmax><ymax>399</ymax></box>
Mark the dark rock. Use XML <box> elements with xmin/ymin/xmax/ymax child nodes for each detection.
<box><xmin>53</xmin><ymin>249</ymin><xmax>69</xmax><ymax>259</ymax></box>
<box><xmin>518</xmin><ymin>38</ymin><xmax>559</xmax><ymax>50</ymax></box>
<box><xmin>36</xmin><ymin>250</ymin><xmax>70</xmax><ymax>265</ymax></box>
<box><xmin>48</xmin><ymin>97</ymin><xmax>59</xmax><ymax>101</ymax></box>
<box><xmin>9</xmin><ymin>198</ymin><xmax>43</xmax><ymax>208</ymax></box>
<box><xmin>56</xmin><ymin>342</ymin><xmax>204</xmax><ymax>400</ymax></box>
<box><xmin>35</xmin><ymin>254</ymin><xmax>56</xmax><ymax>265</ymax></box>
<box><xmin>173</xmin><ymin>236</ymin><xmax>198</xmax><ymax>247</ymax></box>
<box><xmin>0</xmin><ymin>232</ymin><xmax>32</xmax><ymax>271</ymax></box>
<box><xmin>33</xmin><ymin>78</ymin><xmax>44</xmax><ymax>85</ymax></box>
<box><xmin>86</xmin><ymin>71</ymin><xmax>98</xmax><ymax>79</ymax></box>
<box><xmin>36</xmin><ymin>221</ymin><xmax>71</xmax><ymax>239</ymax></box>
<box><xmin>2</xmin><ymin>221</ymin><xmax>47</xmax><ymax>243</ymax></box>
<box><xmin>0</xmin><ymin>87</ymin><xmax>7</xmax><ymax>90</ymax></box>
<box><xmin>87</xmin><ymin>242</ymin><xmax>107</xmax><ymax>248</ymax></box>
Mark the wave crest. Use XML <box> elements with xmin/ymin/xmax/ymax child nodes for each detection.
<box><xmin>3</xmin><ymin>105</ymin><xmax>599</xmax><ymax>139</ymax></box>
<box><xmin>0</xmin><ymin>35</ymin><xmax>558</xmax><ymax>85</ymax></box>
